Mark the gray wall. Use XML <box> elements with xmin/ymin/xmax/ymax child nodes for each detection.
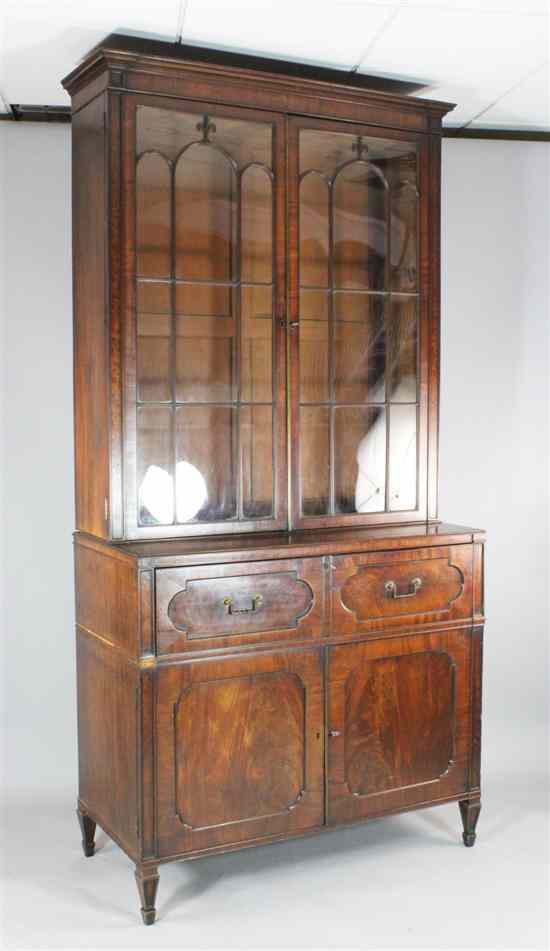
<box><xmin>1</xmin><ymin>125</ymin><xmax>548</xmax><ymax>792</ymax></box>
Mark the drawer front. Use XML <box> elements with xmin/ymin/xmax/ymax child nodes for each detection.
<box><xmin>156</xmin><ymin>557</ymin><xmax>325</xmax><ymax>654</ymax></box>
<box><xmin>331</xmin><ymin>545</ymin><xmax>473</xmax><ymax>636</ymax></box>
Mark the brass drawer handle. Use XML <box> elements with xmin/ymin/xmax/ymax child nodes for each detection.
<box><xmin>223</xmin><ymin>594</ymin><xmax>263</xmax><ymax>616</ymax></box>
<box><xmin>384</xmin><ymin>577</ymin><xmax>422</xmax><ymax>599</ymax></box>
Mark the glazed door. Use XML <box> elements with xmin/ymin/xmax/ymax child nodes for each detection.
<box><xmin>155</xmin><ymin>648</ymin><xmax>323</xmax><ymax>856</ymax></box>
<box><xmin>122</xmin><ymin>96</ymin><xmax>287</xmax><ymax>538</ymax></box>
<box><xmin>288</xmin><ymin>116</ymin><xmax>432</xmax><ymax>530</ymax></box>
<box><xmin>326</xmin><ymin>631</ymin><xmax>472</xmax><ymax>825</ymax></box>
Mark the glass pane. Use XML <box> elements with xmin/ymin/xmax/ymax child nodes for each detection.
<box><xmin>335</xmin><ymin>407</ymin><xmax>386</xmax><ymax>514</ymax></box>
<box><xmin>135</xmin><ymin>105</ymin><xmax>276</xmax><ymax>527</ymax></box>
<box><xmin>300</xmin><ymin>173</ymin><xmax>329</xmax><ymax>288</ymax></box>
<box><xmin>334</xmin><ymin>294</ymin><xmax>385</xmax><ymax>403</ymax></box>
<box><xmin>137</xmin><ymin>406</ymin><xmax>173</xmax><ymax>525</ymax></box>
<box><xmin>389</xmin><ymin>405</ymin><xmax>417</xmax><ymax>511</ymax></box>
<box><xmin>137</xmin><ymin>107</ymin><xmax>271</xmax><ymax>169</ymax></box>
<box><xmin>241</xmin><ymin>286</ymin><xmax>273</xmax><ymax>403</ymax></box>
<box><xmin>137</xmin><ymin>314</ymin><xmax>171</xmax><ymax>402</ymax></box>
<box><xmin>300</xmin><ymin>406</ymin><xmax>329</xmax><ymax>516</ymax></box>
<box><xmin>300</xmin><ymin>322</ymin><xmax>329</xmax><ymax>403</ymax></box>
<box><xmin>241</xmin><ymin>166</ymin><xmax>273</xmax><ymax>283</ymax></box>
<box><xmin>388</xmin><ymin>297</ymin><xmax>417</xmax><ymax>402</ymax></box>
<box><xmin>391</xmin><ymin>173</ymin><xmax>418</xmax><ymax>292</ymax></box>
<box><xmin>175</xmin><ymin>317</ymin><xmax>235</xmax><ymax>402</ymax></box>
<box><xmin>241</xmin><ymin>405</ymin><xmax>273</xmax><ymax>518</ymax></box>
<box><xmin>333</xmin><ymin>163</ymin><xmax>388</xmax><ymax>291</ymax></box>
<box><xmin>175</xmin><ymin>143</ymin><xmax>235</xmax><ymax>282</ymax></box>
<box><xmin>136</xmin><ymin>153</ymin><xmax>170</xmax><ymax>278</ymax></box>
<box><xmin>175</xmin><ymin>282</ymin><xmax>231</xmax><ymax>316</ymax></box>
<box><xmin>175</xmin><ymin>406</ymin><xmax>236</xmax><ymax>522</ymax></box>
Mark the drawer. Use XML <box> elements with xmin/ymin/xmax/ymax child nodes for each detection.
<box><xmin>331</xmin><ymin>545</ymin><xmax>473</xmax><ymax>636</ymax></box>
<box><xmin>155</xmin><ymin>557</ymin><xmax>325</xmax><ymax>654</ymax></box>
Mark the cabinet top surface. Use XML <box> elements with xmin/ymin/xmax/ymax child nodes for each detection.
<box><xmin>75</xmin><ymin>523</ymin><xmax>485</xmax><ymax>565</ymax></box>
<box><xmin>62</xmin><ymin>32</ymin><xmax>454</xmax><ymax>118</ymax></box>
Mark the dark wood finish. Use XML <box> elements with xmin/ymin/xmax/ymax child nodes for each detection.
<box><xmin>327</xmin><ymin>630</ymin><xmax>472</xmax><ymax>825</ymax></box>
<box><xmin>72</xmin><ymin>95</ymin><xmax>110</xmax><ymax>539</ymax></box>
<box><xmin>330</xmin><ymin>544</ymin><xmax>473</xmax><ymax>636</ymax></box>
<box><xmin>76</xmin><ymin>808</ymin><xmax>96</xmax><ymax>857</ymax></box>
<box><xmin>135</xmin><ymin>865</ymin><xmax>159</xmax><ymax>925</ymax></box>
<box><xmin>74</xmin><ymin>541</ymin><xmax>139</xmax><ymax>655</ymax></box>
<box><xmin>459</xmin><ymin>795</ymin><xmax>481</xmax><ymax>846</ymax></box>
<box><xmin>155</xmin><ymin>557</ymin><xmax>324</xmax><ymax>653</ymax></box>
<box><xmin>67</xmin><ymin>35</ymin><xmax>484</xmax><ymax>925</ymax></box>
<box><xmin>155</xmin><ymin>649</ymin><xmax>324</xmax><ymax>857</ymax></box>
<box><xmin>76</xmin><ymin>631</ymin><xmax>139</xmax><ymax>858</ymax></box>
<box><xmin>67</xmin><ymin>33</ymin><xmax>425</xmax><ymax>97</ymax></box>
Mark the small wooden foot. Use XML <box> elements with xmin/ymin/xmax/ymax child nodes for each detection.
<box><xmin>135</xmin><ymin>866</ymin><xmax>159</xmax><ymax>925</ymax></box>
<box><xmin>459</xmin><ymin>797</ymin><xmax>481</xmax><ymax>847</ymax></box>
<box><xmin>76</xmin><ymin>808</ymin><xmax>96</xmax><ymax>857</ymax></box>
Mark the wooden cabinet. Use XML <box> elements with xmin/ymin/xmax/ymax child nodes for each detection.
<box><xmin>66</xmin><ymin>34</ymin><xmax>484</xmax><ymax>925</ymax></box>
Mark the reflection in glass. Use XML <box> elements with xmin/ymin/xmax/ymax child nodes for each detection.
<box><xmin>300</xmin><ymin>406</ymin><xmax>329</xmax><ymax>516</ymax></box>
<box><xmin>334</xmin><ymin>295</ymin><xmax>385</xmax><ymax>403</ymax></box>
<box><xmin>241</xmin><ymin>166</ymin><xmax>273</xmax><ymax>283</ymax></box>
<box><xmin>137</xmin><ymin>406</ymin><xmax>173</xmax><ymax>525</ymax></box>
<box><xmin>391</xmin><ymin>181</ymin><xmax>418</xmax><ymax>292</ymax></box>
<box><xmin>241</xmin><ymin>405</ymin><xmax>273</xmax><ymax>518</ymax></box>
<box><xmin>137</xmin><ymin>153</ymin><xmax>170</xmax><ymax>278</ymax></box>
<box><xmin>333</xmin><ymin>163</ymin><xmax>387</xmax><ymax>291</ymax></box>
<box><xmin>389</xmin><ymin>404</ymin><xmax>417</xmax><ymax>511</ymax></box>
<box><xmin>175</xmin><ymin>406</ymin><xmax>236</xmax><ymax>521</ymax></box>
<box><xmin>387</xmin><ymin>298</ymin><xmax>417</xmax><ymax>402</ymax></box>
<box><xmin>175</xmin><ymin>143</ymin><xmax>235</xmax><ymax>282</ymax></box>
<box><xmin>137</xmin><ymin>314</ymin><xmax>171</xmax><ymax>402</ymax></box>
<box><xmin>241</xmin><ymin>286</ymin><xmax>273</xmax><ymax>403</ymax></box>
<box><xmin>297</xmin><ymin>127</ymin><xmax>419</xmax><ymax>519</ymax></box>
<box><xmin>300</xmin><ymin>173</ymin><xmax>329</xmax><ymax>287</ymax></box>
<box><xmin>334</xmin><ymin>407</ymin><xmax>386</xmax><ymax>514</ymax></box>
<box><xmin>175</xmin><ymin>317</ymin><xmax>234</xmax><ymax>403</ymax></box>
<box><xmin>135</xmin><ymin>106</ymin><xmax>276</xmax><ymax>527</ymax></box>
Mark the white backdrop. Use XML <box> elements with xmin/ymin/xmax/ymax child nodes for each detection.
<box><xmin>1</xmin><ymin>124</ymin><xmax>548</xmax><ymax>949</ymax></box>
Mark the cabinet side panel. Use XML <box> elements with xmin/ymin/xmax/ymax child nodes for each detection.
<box><xmin>74</xmin><ymin>540</ymin><xmax>139</xmax><ymax>656</ymax></box>
<box><xmin>76</xmin><ymin>630</ymin><xmax>138</xmax><ymax>857</ymax></box>
<box><xmin>72</xmin><ymin>95</ymin><xmax>110</xmax><ymax>538</ymax></box>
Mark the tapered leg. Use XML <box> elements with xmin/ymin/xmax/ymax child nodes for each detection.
<box><xmin>76</xmin><ymin>808</ymin><xmax>96</xmax><ymax>857</ymax></box>
<box><xmin>459</xmin><ymin>797</ymin><xmax>481</xmax><ymax>847</ymax></box>
<box><xmin>135</xmin><ymin>865</ymin><xmax>159</xmax><ymax>925</ymax></box>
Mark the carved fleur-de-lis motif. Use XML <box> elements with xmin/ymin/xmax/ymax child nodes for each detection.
<box><xmin>196</xmin><ymin>114</ymin><xmax>217</xmax><ymax>142</ymax></box>
<box><xmin>352</xmin><ymin>135</ymin><xmax>368</xmax><ymax>159</ymax></box>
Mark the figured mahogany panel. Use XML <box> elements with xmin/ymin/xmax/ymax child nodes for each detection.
<box><xmin>155</xmin><ymin>648</ymin><xmax>323</xmax><ymax>856</ymax></box>
<box><xmin>174</xmin><ymin>672</ymin><xmax>305</xmax><ymax>828</ymax></box>
<box><xmin>327</xmin><ymin>629</ymin><xmax>472</xmax><ymax>826</ymax></box>
<box><xmin>331</xmin><ymin>544</ymin><xmax>473</xmax><ymax>636</ymax></box>
<box><xmin>76</xmin><ymin>630</ymin><xmax>138</xmax><ymax>857</ymax></box>
<box><xmin>75</xmin><ymin>539</ymin><xmax>139</xmax><ymax>655</ymax></box>
<box><xmin>344</xmin><ymin>651</ymin><xmax>454</xmax><ymax>795</ymax></box>
<box><xmin>155</xmin><ymin>557</ymin><xmax>324</xmax><ymax>654</ymax></box>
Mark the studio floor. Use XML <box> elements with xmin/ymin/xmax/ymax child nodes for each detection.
<box><xmin>1</xmin><ymin>722</ymin><xmax>548</xmax><ymax>951</ymax></box>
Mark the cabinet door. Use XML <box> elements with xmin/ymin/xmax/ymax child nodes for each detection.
<box><xmin>327</xmin><ymin>631</ymin><xmax>472</xmax><ymax>825</ymax></box>
<box><xmin>156</xmin><ymin>649</ymin><xmax>323</xmax><ymax>857</ymax></box>
<box><xmin>288</xmin><ymin>116</ymin><xmax>432</xmax><ymax>530</ymax></box>
<box><xmin>121</xmin><ymin>96</ymin><xmax>287</xmax><ymax>539</ymax></box>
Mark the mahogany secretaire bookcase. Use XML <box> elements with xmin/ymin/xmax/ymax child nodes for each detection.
<box><xmin>63</xmin><ymin>34</ymin><xmax>484</xmax><ymax>925</ymax></box>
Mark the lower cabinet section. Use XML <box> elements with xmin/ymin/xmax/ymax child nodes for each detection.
<box><xmin>154</xmin><ymin>630</ymin><xmax>474</xmax><ymax>856</ymax></box>
<box><xmin>155</xmin><ymin>648</ymin><xmax>324</xmax><ymax>856</ymax></box>
<box><xmin>326</xmin><ymin>630</ymin><xmax>471</xmax><ymax>824</ymax></box>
